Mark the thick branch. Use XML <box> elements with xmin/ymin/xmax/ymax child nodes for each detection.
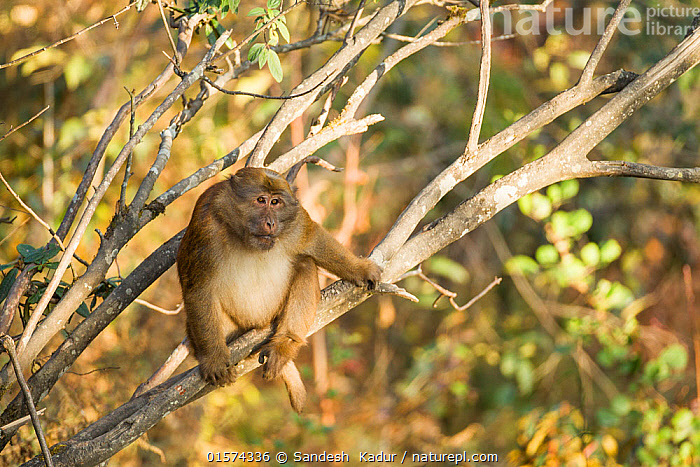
<box><xmin>268</xmin><ymin>115</ymin><xmax>385</xmax><ymax>173</ymax></box>
<box><xmin>370</xmin><ymin>70</ymin><xmax>629</xmax><ymax>267</ymax></box>
<box><xmin>383</xmin><ymin>28</ymin><xmax>700</xmax><ymax>279</ymax></box>
<box><xmin>0</xmin><ymin>232</ymin><xmax>183</xmax><ymax>449</ymax></box>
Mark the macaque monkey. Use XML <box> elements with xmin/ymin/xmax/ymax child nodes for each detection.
<box><xmin>177</xmin><ymin>166</ymin><xmax>381</xmax><ymax>412</ymax></box>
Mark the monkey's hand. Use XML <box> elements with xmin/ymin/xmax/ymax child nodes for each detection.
<box><xmin>345</xmin><ymin>258</ymin><xmax>382</xmax><ymax>290</ymax></box>
<box><xmin>198</xmin><ymin>349</ymin><xmax>237</xmax><ymax>386</ymax></box>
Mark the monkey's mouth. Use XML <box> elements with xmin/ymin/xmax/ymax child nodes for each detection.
<box><xmin>253</xmin><ymin>235</ymin><xmax>276</xmax><ymax>249</ymax></box>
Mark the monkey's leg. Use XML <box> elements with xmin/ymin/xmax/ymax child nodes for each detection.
<box><xmin>185</xmin><ymin>297</ymin><xmax>237</xmax><ymax>386</ymax></box>
<box><xmin>261</xmin><ymin>257</ymin><xmax>319</xmax><ymax>411</ymax></box>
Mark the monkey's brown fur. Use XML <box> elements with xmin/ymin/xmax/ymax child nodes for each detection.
<box><xmin>177</xmin><ymin>167</ymin><xmax>381</xmax><ymax>412</ymax></box>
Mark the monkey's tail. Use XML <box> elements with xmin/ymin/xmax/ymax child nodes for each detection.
<box><xmin>280</xmin><ymin>361</ymin><xmax>306</xmax><ymax>413</ymax></box>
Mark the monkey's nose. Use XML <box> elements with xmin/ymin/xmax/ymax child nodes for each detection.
<box><xmin>264</xmin><ymin>219</ymin><xmax>275</xmax><ymax>233</ymax></box>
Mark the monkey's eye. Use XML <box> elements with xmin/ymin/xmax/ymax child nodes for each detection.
<box><xmin>256</xmin><ymin>196</ymin><xmax>266</xmax><ymax>204</ymax></box>
<box><xmin>271</xmin><ymin>198</ymin><xmax>280</xmax><ymax>206</ymax></box>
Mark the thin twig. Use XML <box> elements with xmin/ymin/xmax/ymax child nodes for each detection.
<box><xmin>0</xmin><ymin>171</ymin><xmax>65</xmax><ymax>251</ymax></box>
<box><xmin>132</xmin><ymin>339</ymin><xmax>189</xmax><ymax>398</ymax></box>
<box><xmin>466</xmin><ymin>0</ymin><xmax>491</xmax><ymax>153</ymax></box>
<box><xmin>134</xmin><ymin>298</ymin><xmax>182</xmax><ymax>315</ymax></box>
<box><xmin>587</xmin><ymin>160</ymin><xmax>700</xmax><ymax>182</ymax></box>
<box><xmin>269</xmin><ymin>115</ymin><xmax>384</xmax><ymax>173</ymax></box>
<box><xmin>0</xmin><ymin>106</ymin><xmax>49</xmax><ymax>143</ymax></box>
<box><xmin>579</xmin><ymin>0</ymin><xmax>632</xmax><ymax>84</ymax></box>
<box><xmin>0</xmin><ymin>408</ymin><xmax>46</xmax><ymax>434</ymax></box>
<box><xmin>119</xmin><ymin>88</ymin><xmax>136</xmax><ymax>213</ymax></box>
<box><xmin>308</xmin><ymin>77</ymin><xmax>347</xmax><ymax>136</ymax></box>
<box><xmin>0</xmin><ymin>335</ymin><xmax>53</xmax><ymax>467</ymax></box>
<box><xmin>200</xmin><ymin>73</ymin><xmax>333</xmax><ymax>99</ymax></box>
<box><xmin>0</xmin><ymin>2</ymin><xmax>136</xmax><ymax>70</ymax></box>
<box><xmin>382</xmin><ymin>31</ymin><xmax>516</xmax><ymax>46</ymax></box>
<box><xmin>374</xmin><ymin>283</ymin><xmax>419</xmax><ymax>302</ymax></box>
<box><xmin>157</xmin><ymin>0</ymin><xmax>178</xmax><ymax>60</ymax></box>
<box><xmin>451</xmin><ymin>276</ymin><xmax>501</xmax><ymax>311</ymax></box>
<box><xmin>341</xmin><ymin>13</ymin><xmax>468</xmax><ymax>121</ymax></box>
<box><xmin>285</xmin><ymin>155</ymin><xmax>343</xmax><ymax>183</ymax></box>
<box><xmin>344</xmin><ymin>0</ymin><xmax>367</xmax><ymax>44</ymax></box>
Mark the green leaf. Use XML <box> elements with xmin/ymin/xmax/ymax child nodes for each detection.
<box><xmin>515</xmin><ymin>359</ymin><xmax>534</xmax><ymax>394</ymax></box>
<box><xmin>448</xmin><ymin>381</ymin><xmax>469</xmax><ymax>397</ymax></box>
<box><xmin>268</xmin><ymin>29</ymin><xmax>279</xmax><ymax>47</ymax></box>
<box><xmin>214</xmin><ymin>19</ymin><xmax>225</xmax><ymax>35</ymax></box>
<box><xmin>505</xmin><ymin>255</ymin><xmax>539</xmax><ymax>276</ymax></box>
<box><xmin>529</xmin><ymin>193</ymin><xmax>552</xmax><ymax>220</ymax></box>
<box><xmin>568</xmin><ymin>209</ymin><xmax>593</xmax><ymax>236</ymax></box>
<box><xmin>500</xmin><ymin>352</ymin><xmax>518</xmax><ymax>376</ymax></box>
<box><xmin>558</xmin><ymin>256</ymin><xmax>587</xmax><ymax>283</ymax></box>
<box><xmin>559</xmin><ymin>179</ymin><xmax>579</xmax><ymax>199</ymax></box>
<box><xmin>259</xmin><ymin>48</ymin><xmax>269</xmax><ymax>68</ymax></box>
<box><xmin>21</xmin><ymin>243</ymin><xmax>61</xmax><ymax>265</ymax></box>
<box><xmin>205</xmin><ymin>22</ymin><xmax>217</xmax><ymax>46</ymax></box>
<box><xmin>550</xmin><ymin>209</ymin><xmax>592</xmax><ymax>239</ymax></box>
<box><xmin>427</xmin><ymin>256</ymin><xmax>469</xmax><ymax>284</ymax></box>
<box><xmin>671</xmin><ymin>409</ymin><xmax>696</xmax><ymax>444</ymax></box>
<box><xmin>600</xmin><ymin>239</ymin><xmax>622</xmax><ymax>264</ymax></box>
<box><xmin>64</xmin><ymin>55</ymin><xmax>93</xmax><ymax>91</ymax></box>
<box><xmin>248</xmin><ymin>43</ymin><xmax>265</xmax><ymax>62</ymax></box>
<box><xmin>76</xmin><ymin>302</ymin><xmax>91</xmax><ymax>318</ymax></box>
<box><xmin>535</xmin><ymin>245</ymin><xmax>559</xmax><ymax>266</ymax></box>
<box><xmin>517</xmin><ymin>194</ymin><xmax>533</xmax><ymax>217</ymax></box>
<box><xmin>596</xmin><ymin>408</ymin><xmax>620</xmax><ymax>428</ymax></box>
<box><xmin>0</xmin><ymin>269</ymin><xmax>19</xmax><ymax>304</ymax></box>
<box><xmin>136</xmin><ymin>0</ymin><xmax>150</xmax><ymax>12</ymax></box>
<box><xmin>660</xmin><ymin>343</ymin><xmax>688</xmax><ymax>370</ymax></box>
<box><xmin>605</xmin><ymin>281</ymin><xmax>634</xmax><ymax>310</ymax></box>
<box><xmin>247</xmin><ymin>7</ymin><xmax>266</xmax><ymax>16</ymax></box>
<box><xmin>611</xmin><ymin>394</ymin><xmax>632</xmax><ymax>416</ymax></box>
<box><xmin>546</xmin><ymin>184</ymin><xmax>562</xmax><ymax>205</ymax></box>
<box><xmin>277</xmin><ymin>20</ymin><xmax>290</xmax><ymax>43</ymax></box>
<box><xmin>267</xmin><ymin>49</ymin><xmax>283</xmax><ymax>82</ymax></box>
<box><xmin>17</xmin><ymin>244</ymin><xmax>38</xmax><ymax>260</ymax></box>
<box><xmin>267</xmin><ymin>0</ymin><xmax>281</xmax><ymax>9</ymax></box>
<box><xmin>580</xmin><ymin>242</ymin><xmax>600</xmax><ymax>267</ymax></box>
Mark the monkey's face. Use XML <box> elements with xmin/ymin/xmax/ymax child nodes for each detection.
<box><xmin>231</xmin><ymin>168</ymin><xmax>299</xmax><ymax>250</ymax></box>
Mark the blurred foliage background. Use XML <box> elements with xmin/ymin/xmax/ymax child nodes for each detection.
<box><xmin>1</xmin><ymin>0</ymin><xmax>700</xmax><ymax>465</ymax></box>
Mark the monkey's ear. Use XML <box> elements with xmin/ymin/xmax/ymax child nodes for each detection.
<box><xmin>285</xmin><ymin>156</ymin><xmax>343</xmax><ymax>184</ymax></box>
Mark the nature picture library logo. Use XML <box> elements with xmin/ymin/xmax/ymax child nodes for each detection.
<box><xmin>493</xmin><ymin>3</ymin><xmax>700</xmax><ymax>38</ymax></box>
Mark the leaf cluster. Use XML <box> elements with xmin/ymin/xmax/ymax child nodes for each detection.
<box><xmin>247</xmin><ymin>0</ymin><xmax>290</xmax><ymax>82</ymax></box>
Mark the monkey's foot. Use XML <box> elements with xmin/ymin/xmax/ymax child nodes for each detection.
<box><xmin>259</xmin><ymin>347</ymin><xmax>291</xmax><ymax>381</ymax></box>
<box><xmin>199</xmin><ymin>355</ymin><xmax>237</xmax><ymax>386</ymax></box>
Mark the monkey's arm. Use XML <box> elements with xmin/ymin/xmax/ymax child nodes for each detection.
<box><xmin>184</xmin><ymin>292</ymin><xmax>238</xmax><ymax>386</ymax></box>
<box><xmin>304</xmin><ymin>218</ymin><xmax>381</xmax><ymax>287</ymax></box>
<box><xmin>178</xmin><ymin>213</ymin><xmax>238</xmax><ymax>386</ymax></box>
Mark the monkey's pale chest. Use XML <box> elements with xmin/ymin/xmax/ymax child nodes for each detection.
<box><xmin>213</xmin><ymin>246</ymin><xmax>294</xmax><ymax>329</ymax></box>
